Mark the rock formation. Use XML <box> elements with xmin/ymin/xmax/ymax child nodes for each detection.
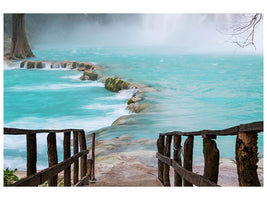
<box><xmin>104</xmin><ymin>77</ymin><xmax>130</xmax><ymax>92</ymax></box>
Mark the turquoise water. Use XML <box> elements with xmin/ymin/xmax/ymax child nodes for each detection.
<box><xmin>4</xmin><ymin>46</ymin><xmax>263</xmax><ymax>170</ymax></box>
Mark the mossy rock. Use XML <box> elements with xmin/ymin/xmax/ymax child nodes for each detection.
<box><xmin>63</xmin><ymin>63</ymin><xmax>67</xmax><ymax>68</ymax></box>
<box><xmin>105</xmin><ymin>77</ymin><xmax>129</xmax><ymax>92</ymax></box>
<box><xmin>72</xmin><ymin>62</ymin><xmax>77</xmax><ymax>69</ymax></box>
<box><xmin>36</xmin><ymin>62</ymin><xmax>44</xmax><ymax>68</ymax></box>
<box><xmin>127</xmin><ymin>97</ymin><xmax>135</xmax><ymax>105</ymax></box>
<box><xmin>80</xmin><ymin>71</ymin><xmax>98</xmax><ymax>81</ymax></box>
<box><xmin>20</xmin><ymin>61</ymin><xmax>26</xmax><ymax>68</ymax></box>
<box><xmin>27</xmin><ymin>61</ymin><xmax>35</xmax><ymax>69</ymax></box>
<box><xmin>79</xmin><ymin>63</ymin><xmax>85</xmax><ymax>68</ymax></box>
<box><xmin>85</xmin><ymin>64</ymin><xmax>92</xmax><ymax>70</ymax></box>
<box><xmin>80</xmin><ymin>75</ymin><xmax>86</xmax><ymax>80</ymax></box>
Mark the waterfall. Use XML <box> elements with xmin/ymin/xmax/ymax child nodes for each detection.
<box><xmin>138</xmin><ymin>14</ymin><xmax>263</xmax><ymax>53</ymax></box>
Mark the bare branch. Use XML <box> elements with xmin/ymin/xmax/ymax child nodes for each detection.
<box><xmin>231</xmin><ymin>14</ymin><xmax>262</xmax><ymax>48</ymax></box>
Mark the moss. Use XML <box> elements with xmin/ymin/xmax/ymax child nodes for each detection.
<box><xmin>27</xmin><ymin>61</ymin><xmax>35</xmax><ymax>69</ymax></box>
<box><xmin>85</xmin><ymin>64</ymin><xmax>91</xmax><ymax>70</ymax></box>
<box><xmin>15</xmin><ymin>54</ymin><xmax>22</xmax><ymax>59</ymax></box>
<box><xmin>127</xmin><ymin>98</ymin><xmax>135</xmax><ymax>105</ymax></box>
<box><xmin>105</xmin><ymin>77</ymin><xmax>129</xmax><ymax>92</ymax></box>
<box><xmin>79</xmin><ymin>63</ymin><xmax>85</xmax><ymax>68</ymax></box>
<box><xmin>63</xmin><ymin>63</ymin><xmax>67</xmax><ymax>68</ymax></box>
<box><xmin>80</xmin><ymin>75</ymin><xmax>86</xmax><ymax>80</ymax></box>
<box><xmin>20</xmin><ymin>61</ymin><xmax>25</xmax><ymax>68</ymax></box>
<box><xmin>36</xmin><ymin>62</ymin><xmax>43</xmax><ymax>68</ymax></box>
<box><xmin>85</xmin><ymin>71</ymin><xmax>98</xmax><ymax>80</ymax></box>
<box><xmin>72</xmin><ymin>62</ymin><xmax>77</xmax><ymax>68</ymax></box>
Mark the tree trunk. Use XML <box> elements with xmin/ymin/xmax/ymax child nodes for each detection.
<box><xmin>10</xmin><ymin>14</ymin><xmax>34</xmax><ymax>59</ymax></box>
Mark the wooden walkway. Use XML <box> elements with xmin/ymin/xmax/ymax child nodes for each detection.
<box><xmin>156</xmin><ymin>121</ymin><xmax>263</xmax><ymax>187</ymax></box>
<box><xmin>4</xmin><ymin>128</ymin><xmax>96</xmax><ymax>186</ymax></box>
<box><xmin>4</xmin><ymin>121</ymin><xmax>263</xmax><ymax>187</ymax></box>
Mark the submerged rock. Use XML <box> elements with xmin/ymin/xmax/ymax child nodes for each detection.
<box><xmin>112</xmin><ymin>115</ymin><xmax>133</xmax><ymax>125</ymax></box>
<box><xmin>105</xmin><ymin>77</ymin><xmax>130</xmax><ymax>92</ymax></box>
<box><xmin>88</xmin><ymin>135</ymin><xmax>156</xmax><ymax>158</ymax></box>
<box><xmin>126</xmin><ymin>102</ymin><xmax>149</xmax><ymax>113</ymax></box>
<box><xmin>127</xmin><ymin>94</ymin><xmax>143</xmax><ymax>105</ymax></box>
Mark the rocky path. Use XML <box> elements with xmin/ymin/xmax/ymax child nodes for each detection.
<box><xmin>88</xmin><ymin>135</ymin><xmax>264</xmax><ymax>187</ymax></box>
<box><xmin>14</xmin><ymin>135</ymin><xmax>263</xmax><ymax>187</ymax></box>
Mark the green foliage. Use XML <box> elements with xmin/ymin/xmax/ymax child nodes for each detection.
<box><xmin>63</xmin><ymin>63</ymin><xmax>67</xmax><ymax>68</ymax></box>
<box><xmin>79</xmin><ymin>63</ymin><xmax>85</xmax><ymax>68</ymax></box>
<box><xmin>15</xmin><ymin>54</ymin><xmax>23</xmax><ymax>59</ymax></box>
<box><xmin>85</xmin><ymin>64</ymin><xmax>91</xmax><ymax>70</ymax></box>
<box><xmin>36</xmin><ymin>62</ymin><xmax>43</xmax><ymax>68</ymax></box>
<box><xmin>20</xmin><ymin>61</ymin><xmax>25</xmax><ymax>68</ymax></box>
<box><xmin>72</xmin><ymin>62</ymin><xmax>77</xmax><ymax>68</ymax></box>
<box><xmin>4</xmin><ymin>168</ymin><xmax>19</xmax><ymax>186</ymax></box>
<box><xmin>27</xmin><ymin>61</ymin><xmax>35</xmax><ymax>69</ymax></box>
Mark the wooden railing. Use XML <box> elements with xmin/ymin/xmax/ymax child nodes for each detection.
<box><xmin>4</xmin><ymin>128</ymin><xmax>96</xmax><ymax>186</ymax></box>
<box><xmin>156</xmin><ymin>121</ymin><xmax>263</xmax><ymax>187</ymax></box>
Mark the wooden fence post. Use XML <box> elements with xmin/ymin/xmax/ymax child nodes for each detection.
<box><xmin>173</xmin><ymin>135</ymin><xmax>182</xmax><ymax>186</ymax></box>
<box><xmin>47</xmin><ymin>132</ymin><xmax>58</xmax><ymax>186</ymax></box>
<box><xmin>236</xmin><ymin>131</ymin><xmax>260</xmax><ymax>186</ymax></box>
<box><xmin>64</xmin><ymin>131</ymin><xmax>71</xmax><ymax>186</ymax></box>
<box><xmin>87</xmin><ymin>159</ymin><xmax>92</xmax><ymax>182</ymax></box>
<box><xmin>157</xmin><ymin>135</ymin><xmax>165</xmax><ymax>184</ymax></box>
<box><xmin>183</xmin><ymin>135</ymin><xmax>194</xmax><ymax>186</ymax></box>
<box><xmin>79</xmin><ymin>131</ymin><xmax>88</xmax><ymax>184</ymax></box>
<box><xmin>27</xmin><ymin>133</ymin><xmax>37</xmax><ymax>176</ymax></box>
<box><xmin>203</xmin><ymin>135</ymin><xmax>219</xmax><ymax>184</ymax></box>
<box><xmin>163</xmin><ymin>135</ymin><xmax>172</xmax><ymax>186</ymax></box>
<box><xmin>73</xmin><ymin>131</ymin><xmax>79</xmax><ymax>184</ymax></box>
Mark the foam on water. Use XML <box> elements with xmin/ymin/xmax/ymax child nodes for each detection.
<box><xmin>83</xmin><ymin>103</ymin><xmax>126</xmax><ymax>110</ymax></box>
<box><xmin>4</xmin><ymin>61</ymin><xmax>21</xmax><ymax>69</ymax></box>
<box><xmin>99</xmin><ymin>88</ymin><xmax>137</xmax><ymax>100</ymax></box>
<box><xmin>60</xmin><ymin>74</ymin><xmax>82</xmax><ymax>80</ymax></box>
<box><xmin>8</xmin><ymin>81</ymin><xmax>104</xmax><ymax>91</ymax></box>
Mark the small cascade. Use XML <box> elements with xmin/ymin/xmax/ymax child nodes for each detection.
<box><xmin>18</xmin><ymin>60</ymin><xmax>96</xmax><ymax>70</ymax></box>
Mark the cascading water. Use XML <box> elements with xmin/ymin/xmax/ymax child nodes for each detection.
<box><xmin>139</xmin><ymin>14</ymin><xmax>263</xmax><ymax>53</ymax></box>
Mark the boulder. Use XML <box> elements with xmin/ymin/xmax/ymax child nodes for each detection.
<box><xmin>71</xmin><ymin>62</ymin><xmax>77</xmax><ymax>69</ymax></box>
<box><xmin>36</xmin><ymin>62</ymin><xmax>45</xmax><ymax>68</ymax></box>
<box><xmin>126</xmin><ymin>102</ymin><xmax>149</xmax><ymax>113</ymax></box>
<box><xmin>20</xmin><ymin>61</ymin><xmax>26</xmax><ymax>68</ymax></box>
<box><xmin>127</xmin><ymin>94</ymin><xmax>143</xmax><ymax>105</ymax></box>
<box><xmin>27</xmin><ymin>61</ymin><xmax>35</xmax><ymax>69</ymax></box>
<box><xmin>105</xmin><ymin>77</ymin><xmax>130</xmax><ymax>92</ymax></box>
<box><xmin>80</xmin><ymin>70</ymin><xmax>98</xmax><ymax>81</ymax></box>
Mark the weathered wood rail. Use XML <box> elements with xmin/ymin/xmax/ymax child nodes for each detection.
<box><xmin>156</xmin><ymin>121</ymin><xmax>263</xmax><ymax>187</ymax></box>
<box><xmin>4</xmin><ymin>128</ymin><xmax>96</xmax><ymax>186</ymax></box>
